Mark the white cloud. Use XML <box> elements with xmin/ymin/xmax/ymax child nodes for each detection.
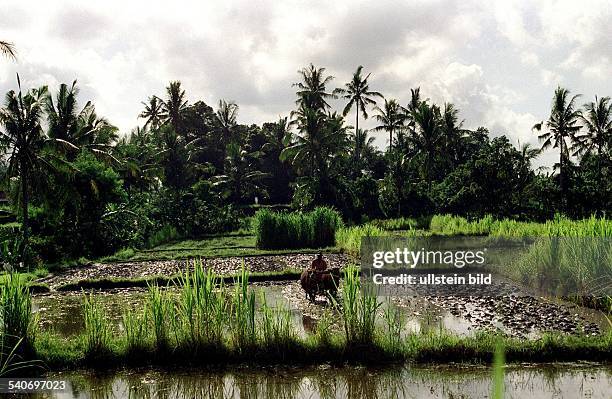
<box><xmin>0</xmin><ymin>0</ymin><xmax>610</xmax><ymax>168</ymax></box>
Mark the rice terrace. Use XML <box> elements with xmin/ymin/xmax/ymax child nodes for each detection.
<box><xmin>1</xmin><ymin>2</ymin><xmax>612</xmax><ymax>398</ymax></box>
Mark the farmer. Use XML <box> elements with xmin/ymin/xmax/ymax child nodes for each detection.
<box><xmin>310</xmin><ymin>253</ymin><xmax>328</xmax><ymax>273</ymax></box>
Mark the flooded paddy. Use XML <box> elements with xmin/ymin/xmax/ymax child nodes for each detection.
<box><xmin>36</xmin><ymin>363</ymin><xmax>612</xmax><ymax>398</ymax></box>
<box><xmin>32</xmin><ymin>281</ymin><xmax>609</xmax><ymax>339</ymax></box>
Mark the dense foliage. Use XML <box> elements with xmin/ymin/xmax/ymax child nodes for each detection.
<box><xmin>0</xmin><ymin>64</ymin><xmax>610</xmax><ymax>265</ymax></box>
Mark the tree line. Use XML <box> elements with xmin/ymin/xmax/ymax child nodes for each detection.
<box><xmin>1</xmin><ymin>56</ymin><xmax>611</xmax><ymax>264</ymax></box>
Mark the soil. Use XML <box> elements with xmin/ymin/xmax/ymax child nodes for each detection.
<box><xmin>38</xmin><ymin>253</ymin><xmax>350</xmax><ymax>290</ymax></box>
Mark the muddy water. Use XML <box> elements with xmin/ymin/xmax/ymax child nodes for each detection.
<box><xmin>31</xmin><ymin>282</ymin><xmax>609</xmax><ymax>338</ymax></box>
<box><xmin>31</xmin><ymin>284</ymin><xmax>478</xmax><ymax>338</ymax></box>
<box><xmin>36</xmin><ymin>363</ymin><xmax>612</xmax><ymax>399</ymax></box>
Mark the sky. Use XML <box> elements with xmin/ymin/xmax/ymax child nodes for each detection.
<box><xmin>1</xmin><ymin>0</ymin><xmax>611</xmax><ymax>168</ymax></box>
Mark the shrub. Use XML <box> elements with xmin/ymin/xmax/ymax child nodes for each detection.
<box><xmin>253</xmin><ymin>207</ymin><xmax>342</xmax><ymax>249</ymax></box>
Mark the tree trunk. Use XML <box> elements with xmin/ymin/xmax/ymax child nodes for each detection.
<box><xmin>559</xmin><ymin>139</ymin><xmax>565</xmax><ymax>212</ymax></box>
<box><xmin>355</xmin><ymin>105</ymin><xmax>360</xmax><ymax>167</ymax></box>
<box><xmin>20</xmin><ymin>157</ymin><xmax>29</xmax><ymax>267</ymax></box>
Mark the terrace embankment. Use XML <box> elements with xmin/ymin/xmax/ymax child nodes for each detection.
<box><xmin>37</xmin><ymin>253</ymin><xmax>350</xmax><ymax>290</ymax></box>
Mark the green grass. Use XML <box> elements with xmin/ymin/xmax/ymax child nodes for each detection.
<box><xmin>254</xmin><ymin>207</ymin><xmax>343</xmax><ymax>250</ymax></box>
<box><xmin>99</xmin><ymin>233</ymin><xmax>340</xmax><ymax>263</ymax></box>
<box><xmin>430</xmin><ymin>214</ymin><xmax>612</xmax><ymax>237</ymax></box>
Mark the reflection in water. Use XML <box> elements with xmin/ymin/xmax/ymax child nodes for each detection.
<box><xmin>42</xmin><ymin>363</ymin><xmax>611</xmax><ymax>399</ymax></box>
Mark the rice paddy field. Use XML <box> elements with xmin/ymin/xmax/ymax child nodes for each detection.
<box><xmin>1</xmin><ymin>213</ymin><xmax>611</xmax><ymax>398</ymax></box>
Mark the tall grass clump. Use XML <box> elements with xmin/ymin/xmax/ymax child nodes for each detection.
<box><xmin>0</xmin><ymin>273</ymin><xmax>36</xmax><ymax>354</ymax></box>
<box><xmin>253</xmin><ymin>207</ymin><xmax>342</xmax><ymax>249</ymax></box>
<box><xmin>335</xmin><ymin>224</ymin><xmax>384</xmax><ymax>257</ymax></box>
<box><xmin>83</xmin><ymin>293</ymin><xmax>111</xmax><ymax>356</ymax></box>
<box><xmin>0</xmin><ymin>273</ymin><xmax>41</xmax><ymax>375</ymax></box>
<box><xmin>338</xmin><ymin>266</ymin><xmax>380</xmax><ymax>346</ymax></box>
<box><xmin>147</xmin><ymin>284</ymin><xmax>172</xmax><ymax>350</ymax></box>
<box><xmin>229</xmin><ymin>267</ymin><xmax>256</xmax><ymax>351</ymax></box>
<box><xmin>176</xmin><ymin>260</ymin><xmax>226</xmax><ymax>349</ymax></box>
<box><xmin>122</xmin><ymin>309</ymin><xmax>149</xmax><ymax>353</ymax></box>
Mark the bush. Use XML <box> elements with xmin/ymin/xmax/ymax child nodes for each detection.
<box><xmin>253</xmin><ymin>207</ymin><xmax>343</xmax><ymax>249</ymax></box>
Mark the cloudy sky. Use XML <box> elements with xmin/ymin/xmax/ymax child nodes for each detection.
<box><xmin>1</xmin><ymin>0</ymin><xmax>610</xmax><ymax>167</ymax></box>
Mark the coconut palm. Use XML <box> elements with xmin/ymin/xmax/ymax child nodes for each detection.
<box><xmin>0</xmin><ymin>41</ymin><xmax>16</xmax><ymax>60</ymax></box>
<box><xmin>350</xmin><ymin>128</ymin><xmax>376</xmax><ymax>172</ymax></box>
<box><xmin>575</xmin><ymin>96</ymin><xmax>611</xmax><ymax>158</ymax></box>
<box><xmin>282</xmin><ymin>106</ymin><xmax>349</xmax><ymax>179</ymax></box>
<box><xmin>0</xmin><ymin>77</ymin><xmax>48</xmax><ymax>256</ymax></box>
<box><xmin>139</xmin><ymin>96</ymin><xmax>164</xmax><ymax>131</ymax></box>
<box><xmin>293</xmin><ymin>64</ymin><xmax>336</xmax><ymax>110</ymax></box>
<box><xmin>336</xmin><ymin>66</ymin><xmax>382</xmax><ymax>139</ymax></box>
<box><xmin>533</xmin><ymin>87</ymin><xmax>582</xmax><ymax>209</ymax></box>
<box><xmin>45</xmin><ymin>81</ymin><xmax>118</xmax><ymax>158</ymax></box>
<box><xmin>440</xmin><ymin>103</ymin><xmax>467</xmax><ymax>166</ymax></box>
<box><xmin>160</xmin><ymin>81</ymin><xmax>188</xmax><ymax>134</ymax></box>
<box><xmin>213</xmin><ymin>142</ymin><xmax>270</xmax><ymax>203</ymax></box>
<box><xmin>216</xmin><ymin>100</ymin><xmax>239</xmax><ymax>144</ymax></box>
<box><xmin>410</xmin><ymin>102</ymin><xmax>442</xmax><ymax>190</ymax></box>
<box><xmin>372</xmin><ymin>98</ymin><xmax>406</xmax><ymax>151</ymax></box>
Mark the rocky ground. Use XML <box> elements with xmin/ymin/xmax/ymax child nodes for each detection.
<box><xmin>38</xmin><ymin>253</ymin><xmax>350</xmax><ymax>290</ymax></box>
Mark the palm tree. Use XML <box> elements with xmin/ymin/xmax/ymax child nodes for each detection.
<box><xmin>0</xmin><ymin>41</ymin><xmax>16</xmax><ymax>60</ymax></box>
<box><xmin>410</xmin><ymin>102</ymin><xmax>442</xmax><ymax>190</ymax></box>
<box><xmin>139</xmin><ymin>96</ymin><xmax>164</xmax><ymax>130</ymax></box>
<box><xmin>576</xmin><ymin>96</ymin><xmax>612</xmax><ymax>196</ymax></box>
<box><xmin>350</xmin><ymin>128</ymin><xmax>376</xmax><ymax>172</ymax></box>
<box><xmin>216</xmin><ymin>100</ymin><xmax>239</xmax><ymax>144</ymax></box>
<box><xmin>533</xmin><ymin>86</ymin><xmax>582</xmax><ymax>209</ymax></box>
<box><xmin>46</xmin><ymin>81</ymin><xmax>117</xmax><ymax>158</ymax></box>
<box><xmin>336</xmin><ymin>66</ymin><xmax>382</xmax><ymax>139</ymax></box>
<box><xmin>213</xmin><ymin>142</ymin><xmax>270</xmax><ymax>203</ymax></box>
<box><xmin>282</xmin><ymin>107</ymin><xmax>349</xmax><ymax>181</ymax></box>
<box><xmin>0</xmin><ymin>77</ymin><xmax>48</xmax><ymax>257</ymax></box>
<box><xmin>372</xmin><ymin>98</ymin><xmax>406</xmax><ymax>150</ymax></box>
<box><xmin>293</xmin><ymin>64</ymin><xmax>336</xmax><ymax>110</ymax></box>
<box><xmin>575</xmin><ymin>96</ymin><xmax>611</xmax><ymax>158</ymax></box>
<box><xmin>440</xmin><ymin>103</ymin><xmax>466</xmax><ymax>166</ymax></box>
<box><xmin>160</xmin><ymin>81</ymin><xmax>188</xmax><ymax>134</ymax></box>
